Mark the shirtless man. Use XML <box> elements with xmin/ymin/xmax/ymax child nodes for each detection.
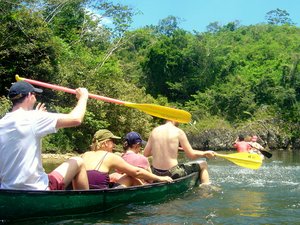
<box><xmin>143</xmin><ymin>120</ymin><xmax>215</xmax><ymax>184</ymax></box>
<box><xmin>233</xmin><ymin>135</ymin><xmax>251</xmax><ymax>153</ymax></box>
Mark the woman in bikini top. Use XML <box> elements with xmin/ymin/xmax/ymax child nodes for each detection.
<box><xmin>81</xmin><ymin>129</ymin><xmax>173</xmax><ymax>189</ymax></box>
<box><xmin>86</xmin><ymin>152</ymin><xmax>110</xmax><ymax>189</ymax></box>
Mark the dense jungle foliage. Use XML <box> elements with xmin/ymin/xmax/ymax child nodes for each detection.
<box><xmin>1</xmin><ymin>1</ymin><xmax>300</xmax><ymax>152</ymax></box>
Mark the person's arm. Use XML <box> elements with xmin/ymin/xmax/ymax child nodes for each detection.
<box><xmin>111</xmin><ymin>155</ymin><xmax>172</xmax><ymax>183</ymax></box>
<box><xmin>179</xmin><ymin>130</ymin><xmax>215</xmax><ymax>160</ymax></box>
<box><xmin>143</xmin><ymin>134</ymin><xmax>152</xmax><ymax>157</ymax></box>
<box><xmin>233</xmin><ymin>137</ymin><xmax>239</xmax><ymax>147</ymax></box>
<box><xmin>146</xmin><ymin>159</ymin><xmax>152</xmax><ymax>173</ymax></box>
<box><xmin>56</xmin><ymin>88</ymin><xmax>89</xmax><ymax>129</ymax></box>
<box><xmin>257</xmin><ymin>143</ymin><xmax>265</xmax><ymax>150</ymax></box>
<box><xmin>249</xmin><ymin>142</ymin><xmax>264</xmax><ymax>150</ymax></box>
<box><xmin>186</xmin><ymin>149</ymin><xmax>215</xmax><ymax>160</ymax></box>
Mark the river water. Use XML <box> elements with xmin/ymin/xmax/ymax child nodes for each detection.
<box><xmin>15</xmin><ymin>150</ymin><xmax>300</xmax><ymax>225</ymax></box>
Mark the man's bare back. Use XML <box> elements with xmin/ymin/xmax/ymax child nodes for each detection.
<box><xmin>144</xmin><ymin>122</ymin><xmax>182</xmax><ymax>169</ymax></box>
<box><xmin>144</xmin><ymin>120</ymin><xmax>215</xmax><ymax>184</ymax></box>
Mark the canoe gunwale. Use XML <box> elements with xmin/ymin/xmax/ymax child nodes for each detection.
<box><xmin>0</xmin><ymin>172</ymin><xmax>199</xmax><ymax>195</ymax></box>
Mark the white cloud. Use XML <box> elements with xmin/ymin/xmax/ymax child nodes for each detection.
<box><xmin>85</xmin><ymin>8</ymin><xmax>113</xmax><ymax>27</ymax></box>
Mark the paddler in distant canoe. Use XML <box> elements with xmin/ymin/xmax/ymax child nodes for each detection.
<box><xmin>248</xmin><ymin>135</ymin><xmax>265</xmax><ymax>159</ymax></box>
<box><xmin>233</xmin><ymin>135</ymin><xmax>252</xmax><ymax>153</ymax></box>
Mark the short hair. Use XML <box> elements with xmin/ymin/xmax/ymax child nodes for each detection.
<box><xmin>238</xmin><ymin>135</ymin><xmax>245</xmax><ymax>141</ymax></box>
<box><xmin>11</xmin><ymin>94</ymin><xmax>28</xmax><ymax>106</ymax></box>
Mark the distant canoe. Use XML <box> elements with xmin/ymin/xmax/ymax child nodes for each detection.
<box><xmin>0</xmin><ymin>172</ymin><xmax>199</xmax><ymax>222</ymax></box>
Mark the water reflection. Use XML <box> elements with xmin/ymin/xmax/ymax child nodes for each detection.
<box><xmin>34</xmin><ymin>150</ymin><xmax>300</xmax><ymax>224</ymax></box>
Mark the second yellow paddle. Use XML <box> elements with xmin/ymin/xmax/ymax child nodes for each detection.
<box><xmin>215</xmin><ymin>152</ymin><xmax>263</xmax><ymax>170</ymax></box>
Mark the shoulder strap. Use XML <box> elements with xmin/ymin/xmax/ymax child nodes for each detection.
<box><xmin>94</xmin><ymin>152</ymin><xmax>109</xmax><ymax>170</ymax></box>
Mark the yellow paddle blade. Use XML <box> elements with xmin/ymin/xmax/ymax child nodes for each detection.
<box><xmin>215</xmin><ymin>152</ymin><xmax>263</xmax><ymax>170</ymax></box>
<box><xmin>124</xmin><ymin>102</ymin><xmax>192</xmax><ymax>123</ymax></box>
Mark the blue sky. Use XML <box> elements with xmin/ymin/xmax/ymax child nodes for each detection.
<box><xmin>111</xmin><ymin>0</ymin><xmax>300</xmax><ymax>32</ymax></box>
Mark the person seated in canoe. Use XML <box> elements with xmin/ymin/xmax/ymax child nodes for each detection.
<box><xmin>81</xmin><ymin>129</ymin><xmax>172</xmax><ymax>189</ymax></box>
<box><xmin>233</xmin><ymin>135</ymin><xmax>251</xmax><ymax>153</ymax></box>
<box><xmin>0</xmin><ymin>81</ymin><xmax>89</xmax><ymax>190</ymax></box>
<box><xmin>143</xmin><ymin>120</ymin><xmax>215</xmax><ymax>185</ymax></box>
<box><xmin>110</xmin><ymin>131</ymin><xmax>152</xmax><ymax>185</ymax></box>
<box><xmin>248</xmin><ymin>135</ymin><xmax>265</xmax><ymax>159</ymax></box>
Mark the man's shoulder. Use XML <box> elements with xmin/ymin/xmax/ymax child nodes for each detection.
<box><xmin>152</xmin><ymin>124</ymin><xmax>168</xmax><ymax>132</ymax></box>
<box><xmin>153</xmin><ymin>124</ymin><xmax>182</xmax><ymax>134</ymax></box>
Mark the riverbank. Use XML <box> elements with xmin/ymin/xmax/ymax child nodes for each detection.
<box><xmin>42</xmin><ymin>153</ymin><xmax>78</xmax><ymax>164</ymax></box>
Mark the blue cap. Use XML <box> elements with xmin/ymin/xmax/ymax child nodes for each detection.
<box><xmin>8</xmin><ymin>81</ymin><xmax>43</xmax><ymax>99</ymax></box>
<box><xmin>125</xmin><ymin>132</ymin><xmax>146</xmax><ymax>146</ymax></box>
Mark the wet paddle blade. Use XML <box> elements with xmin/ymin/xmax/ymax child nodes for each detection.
<box><xmin>124</xmin><ymin>102</ymin><xmax>191</xmax><ymax>123</ymax></box>
<box><xmin>259</xmin><ymin>149</ymin><xmax>272</xmax><ymax>158</ymax></box>
<box><xmin>215</xmin><ymin>153</ymin><xmax>263</xmax><ymax>170</ymax></box>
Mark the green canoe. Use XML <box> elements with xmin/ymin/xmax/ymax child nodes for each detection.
<box><xmin>0</xmin><ymin>172</ymin><xmax>199</xmax><ymax>222</ymax></box>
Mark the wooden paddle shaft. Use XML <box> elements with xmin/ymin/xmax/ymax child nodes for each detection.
<box><xmin>16</xmin><ymin>75</ymin><xmax>125</xmax><ymax>105</ymax></box>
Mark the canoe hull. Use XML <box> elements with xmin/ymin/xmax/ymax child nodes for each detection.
<box><xmin>0</xmin><ymin>172</ymin><xmax>199</xmax><ymax>221</ymax></box>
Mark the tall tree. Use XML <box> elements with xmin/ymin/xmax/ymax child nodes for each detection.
<box><xmin>0</xmin><ymin>5</ymin><xmax>59</xmax><ymax>96</ymax></box>
<box><xmin>156</xmin><ymin>15</ymin><xmax>182</xmax><ymax>36</ymax></box>
<box><xmin>265</xmin><ymin>8</ymin><xmax>294</xmax><ymax>25</ymax></box>
<box><xmin>206</xmin><ymin>21</ymin><xmax>222</xmax><ymax>33</ymax></box>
